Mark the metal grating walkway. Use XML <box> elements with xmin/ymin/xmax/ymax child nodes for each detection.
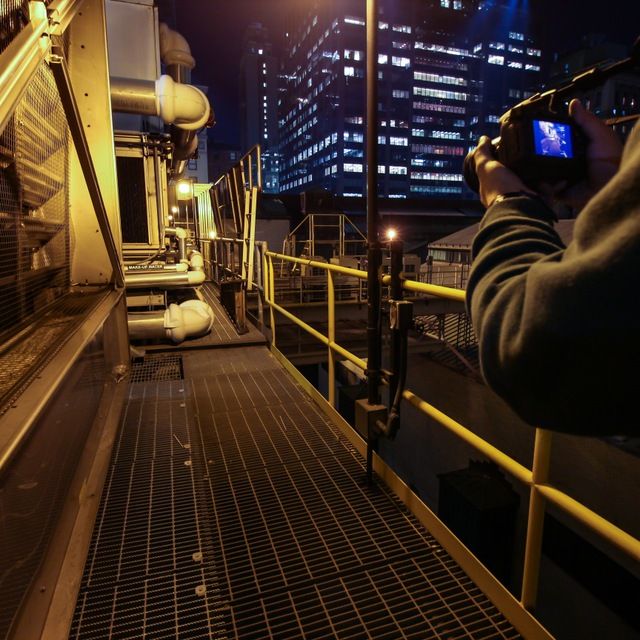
<box><xmin>70</xmin><ymin>347</ymin><xmax>521</xmax><ymax>639</ymax></box>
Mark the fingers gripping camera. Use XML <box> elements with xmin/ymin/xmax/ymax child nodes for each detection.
<box><xmin>464</xmin><ymin>106</ymin><xmax>587</xmax><ymax>193</ymax></box>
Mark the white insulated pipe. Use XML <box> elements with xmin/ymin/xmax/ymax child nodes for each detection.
<box><xmin>111</xmin><ymin>75</ymin><xmax>210</xmax><ymax>131</ymax></box>
<box><xmin>128</xmin><ymin>299</ymin><xmax>214</xmax><ymax>343</ymax></box>
<box><xmin>159</xmin><ymin>23</ymin><xmax>195</xmax><ymax>79</ymax></box>
<box><xmin>124</xmin><ymin>269</ymin><xmax>206</xmax><ymax>289</ymax></box>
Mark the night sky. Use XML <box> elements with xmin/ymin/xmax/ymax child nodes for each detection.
<box><xmin>173</xmin><ymin>1</ymin><xmax>640</xmax><ymax>146</ymax></box>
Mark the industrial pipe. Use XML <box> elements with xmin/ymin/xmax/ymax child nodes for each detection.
<box><xmin>158</xmin><ymin>23</ymin><xmax>215</xmax><ymax>176</ymax></box>
<box><xmin>110</xmin><ymin>75</ymin><xmax>210</xmax><ymax>131</ymax></box>
<box><xmin>159</xmin><ymin>23</ymin><xmax>195</xmax><ymax>83</ymax></box>
<box><xmin>124</xmin><ymin>270</ymin><xmax>206</xmax><ymax>289</ymax></box>
<box><xmin>165</xmin><ymin>227</ymin><xmax>188</xmax><ymax>262</ymax></box>
<box><xmin>128</xmin><ymin>299</ymin><xmax>214</xmax><ymax>343</ymax></box>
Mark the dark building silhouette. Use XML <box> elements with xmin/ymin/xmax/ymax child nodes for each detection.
<box><xmin>240</xmin><ymin>22</ymin><xmax>280</xmax><ymax>192</ymax></box>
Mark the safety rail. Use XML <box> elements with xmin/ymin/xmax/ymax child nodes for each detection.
<box><xmin>263</xmin><ymin>249</ymin><xmax>640</xmax><ymax>615</ymax></box>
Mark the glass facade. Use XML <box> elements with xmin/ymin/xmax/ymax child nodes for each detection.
<box><xmin>279</xmin><ymin>0</ymin><xmax>542</xmax><ymax>198</ymax></box>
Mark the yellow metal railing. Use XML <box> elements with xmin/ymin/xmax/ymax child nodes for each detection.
<box><xmin>263</xmin><ymin>249</ymin><xmax>640</xmax><ymax>615</ymax></box>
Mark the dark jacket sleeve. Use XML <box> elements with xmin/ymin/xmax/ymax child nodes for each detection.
<box><xmin>466</xmin><ymin>123</ymin><xmax>640</xmax><ymax>436</ymax></box>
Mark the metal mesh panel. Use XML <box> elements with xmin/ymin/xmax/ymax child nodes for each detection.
<box><xmin>0</xmin><ymin>0</ymin><xmax>29</xmax><ymax>54</ymax></box>
<box><xmin>0</xmin><ymin>332</ymin><xmax>107</xmax><ymax>640</ymax></box>
<box><xmin>130</xmin><ymin>353</ymin><xmax>184</xmax><ymax>383</ymax></box>
<box><xmin>0</xmin><ymin>62</ymin><xmax>70</xmax><ymax>338</ymax></box>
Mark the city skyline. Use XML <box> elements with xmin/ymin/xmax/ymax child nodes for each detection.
<box><xmin>175</xmin><ymin>0</ymin><xmax>640</xmax><ymax>148</ymax></box>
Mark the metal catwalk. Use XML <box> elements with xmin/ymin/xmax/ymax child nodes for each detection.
<box><xmin>70</xmin><ymin>346</ymin><xmax>521</xmax><ymax>639</ymax></box>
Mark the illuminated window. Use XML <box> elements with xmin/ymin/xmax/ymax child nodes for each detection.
<box><xmin>453</xmin><ymin>0</ymin><xmax>462</xmax><ymax>8</ymax></box>
<box><xmin>392</xmin><ymin>56</ymin><xmax>411</xmax><ymax>68</ymax></box>
<box><xmin>527</xmin><ymin>47</ymin><xmax>541</xmax><ymax>57</ymax></box>
<box><xmin>345</xmin><ymin>16</ymin><xmax>365</xmax><ymax>26</ymax></box>
<box><xmin>392</xmin><ymin>24</ymin><xmax>411</xmax><ymax>33</ymax></box>
<box><xmin>489</xmin><ymin>42</ymin><xmax>505</xmax><ymax>50</ymax></box>
<box><xmin>344</xmin><ymin>66</ymin><xmax>355</xmax><ymax>77</ymax></box>
<box><xmin>508</xmin><ymin>45</ymin><xmax>524</xmax><ymax>54</ymax></box>
<box><xmin>508</xmin><ymin>61</ymin><xmax>523</xmax><ymax>69</ymax></box>
<box><xmin>392</xmin><ymin>89</ymin><xmax>409</xmax><ymax>99</ymax></box>
<box><xmin>378</xmin><ymin>54</ymin><xmax>388</xmax><ymax>64</ymax></box>
<box><xmin>412</xmin><ymin>128</ymin><xmax>425</xmax><ymax>137</ymax></box>
<box><xmin>344</xmin><ymin>163</ymin><xmax>363</xmax><ymax>172</ymax></box>
<box><xmin>440</xmin><ymin>0</ymin><xmax>450</xmax><ymax>6</ymax></box>
<box><xmin>378</xmin><ymin>21</ymin><xmax>389</xmax><ymax>30</ymax></box>
<box><xmin>378</xmin><ymin>135</ymin><xmax>387</xmax><ymax>144</ymax></box>
<box><xmin>473</xmin><ymin>43</ymin><xmax>482</xmax><ymax>53</ymax></box>
<box><xmin>413</xmin><ymin>87</ymin><xmax>468</xmax><ymax>101</ymax></box>
<box><xmin>488</xmin><ymin>55</ymin><xmax>504</xmax><ymax>65</ymax></box>
<box><xmin>525</xmin><ymin>63</ymin><xmax>540</xmax><ymax>71</ymax></box>
<box><xmin>509</xmin><ymin>31</ymin><xmax>524</xmax><ymax>41</ymax></box>
<box><xmin>393</xmin><ymin>41</ymin><xmax>411</xmax><ymax>50</ymax></box>
<box><xmin>344</xmin><ymin>49</ymin><xmax>363</xmax><ymax>61</ymax></box>
<box><xmin>378</xmin><ymin>165</ymin><xmax>386</xmax><ymax>173</ymax></box>
<box><xmin>389</xmin><ymin>166</ymin><xmax>407</xmax><ymax>175</ymax></box>
<box><xmin>390</xmin><ymin>136</ymin><xmax>408</xmax><ymax>146</ymax></box>
<box><xmin>414</xmin><ymin>71</ymin><xmax>467</xmax><ymax>86</ymax></box>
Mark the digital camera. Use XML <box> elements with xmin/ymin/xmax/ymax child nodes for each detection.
<box><xmin>463</xmin><ymin>106</ymin><xmax>587</xmax><ymax>193</ymax></box>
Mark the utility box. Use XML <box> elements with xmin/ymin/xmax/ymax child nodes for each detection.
<box><xmin>438</xmin><ymin>461</ymin><xmax>519</xmax><ymax>586</ymax></box>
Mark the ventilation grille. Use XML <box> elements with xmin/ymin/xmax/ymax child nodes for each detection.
<box><xmin>0</xmin><ymin>62</ymin><xmax>70</xmax><ymax>340</ymax></box>
<box><xmin>0</xmin><ymin>0</ymin><xmax>29</xmax><ymax>54</ymax></box>
<box><xmin>116</xmin><ymin>156</ymin><xmax>149</xmax><ymax>244</ymax></box>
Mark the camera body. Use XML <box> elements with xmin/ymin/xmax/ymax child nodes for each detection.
<box><xmin>464</xmin><ymin>105</ymin><xmax>588</xmax><ymax>193</ymax></box>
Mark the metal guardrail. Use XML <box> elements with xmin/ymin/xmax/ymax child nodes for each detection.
<box><xmin>263</xmin><ymin>249</ymin><xmax>640</xmax><ymax>616</ymax></box>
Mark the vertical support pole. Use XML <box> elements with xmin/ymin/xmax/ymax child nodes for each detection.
<box><xmin>268</xmin><ymin>254</ymin><xmax>276</xmax><ymax>348</ymax></box>
<box><xmin>365</xmin><ymin>0</ymin><xmax>381</xmax><ymax>485</ymax></box>
<box><xmin>521</xmin><ymin>428</ymin><xmax>553</xmax><ymax>610</ymax></box>
<box><xmin>388</xmin><ymin>239</ymin><xmax>403</xmax><ymax>406</ymax></box>
<box><xmin>328</xmin><ymin>269</ymin><xmax>336</xmax><ymax>408</ymax></box>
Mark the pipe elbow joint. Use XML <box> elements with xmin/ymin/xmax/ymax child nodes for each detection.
<box><xmin>155</xmin><ymin>75</ymin><xmax>210</xmax><ymax>131</ymax></box>
<box><xmin>159</xmin><ymin>23</ymin><xmax>196</xmax><ymax>70</ymax></box>
<box><xmin>164</xmin><ymin>300</ymin><xmax>214</xmax><ymax>343</ymax></box>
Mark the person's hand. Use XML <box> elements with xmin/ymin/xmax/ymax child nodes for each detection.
<box><xmin>473</xmin><ymin>136</ymin><xmax>531</xmax><ymax>208</ymax></box>
<box><xmin>557</xmin><ymin>99</ymin><xmax>623</xmax><ymax>210</ymax></box>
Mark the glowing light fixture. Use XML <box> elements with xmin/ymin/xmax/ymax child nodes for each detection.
<box><xmin>386</xmin><ymin>228</ymin><xmax>397</xmax><ymax>241</ymax></box>
<box><xmin>171</xmin><ymin>205</ymin><xmax>179</xmax><ymax>213</ymax></box>
<box><xmin>208</xmin><ymin>230</ymin><xmax>218</xmax><ymax>240</ymax></box>
<box><xmin>176</xmin><ymin>180</ymin><xmax>193</xmax><ymax>200</ymax></box>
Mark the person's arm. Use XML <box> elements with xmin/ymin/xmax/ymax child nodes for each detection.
<box><xmin>466</xmin><ymin>103</ymin><xmax>640</xmax><ymax>435</ymax></box>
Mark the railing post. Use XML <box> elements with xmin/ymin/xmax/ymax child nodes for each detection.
<box><xmin>521</xmin><ymin>428</ymin><xmax>553</xmax><ymax>610</ymax></box>
<box><xmin>268</xmin><ymin>254</ymin><xmax>276</xmax><ymax>348</ymax></box>
<box><xmin>328</xmin><ymin>270</ymin><xmax>336</xmax><ymax>408</ymax></box>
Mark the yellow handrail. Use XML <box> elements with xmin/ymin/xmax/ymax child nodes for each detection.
<box><xmin>263</xmin><ymin>249</ymin><xmax>640</xmax><ymax>615</ymax></box>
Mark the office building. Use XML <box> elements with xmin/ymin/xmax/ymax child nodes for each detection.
<box><xmin>278</xmin><ymin>0</ymin><xmax>542</xmax><ymax>198</ymax></box>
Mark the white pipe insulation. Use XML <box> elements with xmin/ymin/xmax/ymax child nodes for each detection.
<box><xmin>159</xmin><ymin>23</ymin><xmax>195</xmax><ymax>76</ymax></box>
<box><xmin>111</xmin><ymin>75</ymin><xmax>210</xmax><ymax>131</ymax></box>
<box><xmin>128</xmin><ymin>299</ymin><xmax>214</xmax><ymax>343</ymax></box>
<box><xmin>124</xmin><ymin>270</ymin><xmax>206</xmax><ymax>289</ymax></box>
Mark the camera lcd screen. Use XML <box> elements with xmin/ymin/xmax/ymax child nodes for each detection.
<box><xmin>532</xmin><ymin>120</ymin><xmax>574</xmax><ymax>159</ymax></box>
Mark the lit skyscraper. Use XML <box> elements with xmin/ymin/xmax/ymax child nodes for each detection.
<box><xmin>279</xmin><ymin>0</ymin><xmax>543</xmax><ymax>199</ymax></box>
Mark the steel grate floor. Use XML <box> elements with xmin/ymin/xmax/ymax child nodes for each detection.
<box><xmin>130</xmin><ymin>353</ymin><xmax>184</xmax><ymax>383</ymax></box>
<box><xmin>70</xmin><ymin>347</ymin><xmax>521</xmax><ymax>639</ymax></box>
